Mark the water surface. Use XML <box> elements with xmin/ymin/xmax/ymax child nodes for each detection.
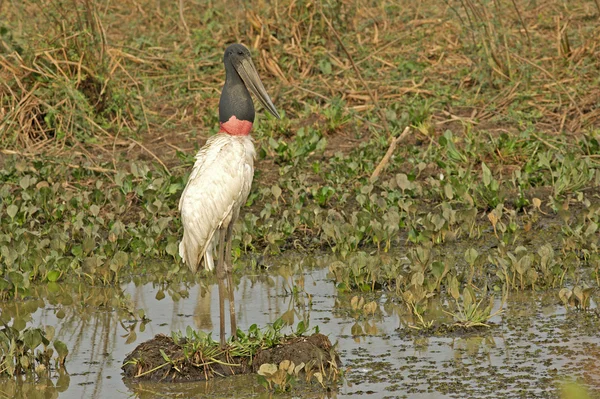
<box><xmin>2</xmin><ymin>255</ymin><xmax>600</xmax><ymax>398</ymax></box>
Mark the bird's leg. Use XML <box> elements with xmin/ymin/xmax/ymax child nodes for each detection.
<box><xmin>224</xmin><ymin>222</ymin><xmax>237</xmax><ymax>340</ymax></box>
<box><xmin>216</xmin><ymin>229</ymin><xmax>227</xmax><ymax>346</ymax></box>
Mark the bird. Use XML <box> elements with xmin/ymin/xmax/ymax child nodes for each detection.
<box><xmin>178</xmin><ymin>43</ymin><xmax>280</xmax><ymax>346</ymax></box>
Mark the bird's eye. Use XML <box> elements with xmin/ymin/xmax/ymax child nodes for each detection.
<box><xmin>238</xmin><ymin>51</ymin><xmax>243</xmax><ymax>55</ymax></box>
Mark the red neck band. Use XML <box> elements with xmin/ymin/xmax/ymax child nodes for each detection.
<box><xmin>219</xmin><ymin>116</ymin><xmax>253</xmax><ymax>136</ymax></box>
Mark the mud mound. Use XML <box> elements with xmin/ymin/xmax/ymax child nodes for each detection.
<box><xmin>122</xmin><ymin>333</ymin><xmax>338</xmax><ymax>382</ymax></box>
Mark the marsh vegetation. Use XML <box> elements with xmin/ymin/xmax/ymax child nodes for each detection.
<box><xmin>1</xmin><ymin>0</ymin><xmax>599</xmax><ymax>397</ymax></box>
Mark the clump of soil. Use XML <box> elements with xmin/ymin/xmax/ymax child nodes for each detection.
<box><xmin>122</xmin><ymin>333</ymin><xmax>339</xmax><ymax>382</ymax></box>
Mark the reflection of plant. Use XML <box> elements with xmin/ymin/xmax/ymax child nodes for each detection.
<box><xmin>0</xmin><ymin>324</ymin><xmax>68</xmax><ymax>377</ymax></box>
<box><xmin>559</xmin><ymin>286</ymin><xmax>593</xmax><ymax>310</ymax></box>
<box><xmin>258</xmin><ymin>359</ymin><xmax>305</xmax><ymax>392</ymax></box>
<box><xmin>257</xmin><ymin>349</ymin><xmax>341</xmax><ymax>392</ymax></box>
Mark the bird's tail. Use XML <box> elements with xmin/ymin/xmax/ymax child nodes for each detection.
<box><xmin>179</xmin><ymin>232</ymin><xmax>215</xmax><ymax>273</ymax></box>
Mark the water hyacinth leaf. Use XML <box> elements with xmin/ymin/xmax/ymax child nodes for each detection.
<box><xmin>363</xmin><ymin>301</ymin><xmax>377</xmax><ymax>316</ymax></box>
<box><xmin>19</xmin><ymin>175</ymin><xmax>32</xmax><ymax>190</ymax></box>
<box><xmin>56</xmin><ymin>370</ymin><xmax>70</xmax><ymax>392</ymax></box>
<box><xmin>125</xmin><ymin>330</ymin><xmax>137</xmax><ymax>345</ymax></box>
<box><xmin>538</xmin><ymin>244</ymin><xmax>554</xmax><ymax>263</ymax></box>
<box><xmin>448</xmin><ymin>275</ymin><xmax>460</xmax><ymax>300</ymax></box>
<box><xmin>47</xmin><ymin>270</ymin><xmax>61</xmax><ymax>282</ymax></box>
<box><xmin>165</xmin><ymin>242</ymin><xmax>178</xmax><ymax>257</ymax></box>
<box><xmin>411</xmin><ymin>271</ymin><xmax>425</xmax><ymax>287</ymax></box>
<box><xmin>258</xmin><ymin>363</ymin><xmax>277</xmax><ymax>377</ymax></box>
<box><xmin>83</xmin><ymin>236</ymin><xmax>96</xmax><ymax>254</ymax></box>
<box><xmin>54</xmin><ymin>340</ymin><xmax>68</xmax><ymax>366</ymax></box>
<box><xmin>8</xmin><ymin>271</ymin><xmax>24</xmax><ymax>286</ymax></box>
<box><xmin>464</xmin><ymin>286</ymin><xmax>476</xmax><ymax>308</ymax></box>
<box><xmin>294</xmin><ymin>362</ymin><xmax>305</xmax><ymax>375</ymax></box>
<box><xmin>350</xmin><ymin>296</ymin><xmax>359</xmax><ymax>311</ymax></box>
<box><xmin>20</xmin><ymin>355</ymin><xmax>30</xmax><ymax>369</ymax></box>
<box><xmin>281</xmin><ymin>310</ymin><xmax>294</xmax><ymax>326</ymax></box>
<box><xmin>431</xmin><ymin>261</ymin><xmax>446</xmax><ymax>279</ymax></box>
<box><xmin>444</xmin><ymin>183</ymin><xmax>453</xmax><ymax>199</ymax></box>
<box><xmin>351</xmin><ymin>322</ymin><xmax>363</xmax><ymax>336</ymax></box>
<box><xmin>396</xmin><ymin>173</ymin><xmax>412</xmax><ymax>192</ymax></box>
<box><xmin>45</xmin><ymin>325</ymin><xmax>55</xmax><ymax>342</ymax></box>
<box><xmin>272</xmin><ymin>317</ymin><xmax>285</xmax><ymax>331</ymax></box>
<box><xmin>0</xmin><ymin>278</ymin><xmax>12</xmax><ymax>292</ymax></box>
<box><xmin>23</xmin><ymin>328</ymin><xmax>43</xmax><ymax>350</ymax></box>
<box><xmin>7</xmin><ymin>204</ymin><xmax>18</xmax><ymax>219</ymax></box>
<box><xmin>89</xmin><ymin>204</ymin><xmax>100</xmax><ymax>217</ymax></box>
<box><xmin>464</xmin><ymin>248</ymin><xmax>479</xmax><ymax>266</ymax></box>
<box><xmin>271</xmin><ymin>185</ymin><xmax>282</xmax><ymax>199</ymax></box>
<box><xmin>584</xmin><ymin>221</ymin><xmax>598</xmax><ymax>237</ymax></box>
<box><xmin>279</xmin><ymin>359</ymin><xmax>292</xmax><ymax>373</ymax></box>
<box><xmin>113</xmin><ymin>251</ymin><xmax>129</xmax><ymax>268</ymax></box>
<box><xmin>482</xmin><ymin>162</ymin><xmax>492</xmax><ymax>186</ymax></box>
<box><xmin>296</xmin><ymin>320</ymin><xmax>307</xmax><ymax>335</ymax></box>
<box><xmin>257</xmin><ymin>374</ymin><xmax>270</xmax><ymax>390</ymax></box>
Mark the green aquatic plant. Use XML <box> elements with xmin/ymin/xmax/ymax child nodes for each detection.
<box><xmin>446</xmin><ymin>280</ymin><xmax>501</xmax><ymax>328</ymax></box>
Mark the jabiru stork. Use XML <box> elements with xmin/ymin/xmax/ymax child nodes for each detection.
<box><xmin>179</xmin><ymin>43</ymin><xmax>280</xmax><ymax>345</ymax></box>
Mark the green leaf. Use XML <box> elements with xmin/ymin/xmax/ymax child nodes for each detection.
<box><xmin>7</xmin><ymin>204</ymin><xmax>18</xmax><ymax>219</ymax></box>
<box><xmin>113</xmin><ymin>251</ymin><xmax>129</xmax><ymax>268</ymax></box>
<box><xmin>71</xmin><ymin>245</ymin><xmax>83</xmax><ymax>258</ymax></box>
<box><xmin>159</xmin><ymin>349</ymin><xmax>170</xmax><ymax>362</ymax></box>
<box><xmin>296</xmin><ymin>321</ymin><xmax>307</xmax><ymax>335</ymax></box>
<box><xmin>23</xmin><ymin>328</ymin><xmax>43</xmax><ymax>350</ymax></box>
<box><xmin>47</xmin><ymin>270</ymin><xmax>61</xmax><ymax>282</ymax></box>
<box><xmin>20</xmin><ymin>355</ymin><xmax>30</xmax><ymax>369</ymax></box>
<box><xmin>45</xmin><ymin>325</ymin><xmax>55</xmax><ymax>342</ymax></box>
<box><xmin>272</xmin><ymin>318</ymin><xmax>284</xmax><ymax>332</ymax></box>
<box><xmin>54</xmin><ymin>340</ymin><xmax>69</xmax><ymax>365</ymax></box>
<box><xmin>464</xmin><ymin>248</ymin><xmax>479</xmax><ymax>266</ymax></box>
<box><xmin>165</xmin><ymin>242</ymin><xmax>178</xmax><ymax>257</ymax></box>
<box><xmin>271</xmin><ymin>185</ymin><xmax>282</xmax><ymax>199</ymax></box>
<box><xmin>482</xmin><ymin>162</ymin><xmax>492</xmax><ymax>186</ymax></box>
<box><xmin>448</xmin><ymin>275</ymin><xmax>460</xmax><ymax>300</ymax></box>
<box><xmin>463</xmin><ymin>286</ymin><xmax>476</xmax><ymax>308</ymax></box>
<box><xmin>431</xmin><ymin>261</ymin><xmax>445</xmax><ymax>279</ymax></box>
<box><xmin>19</xmin><ymin>175</ymin><xmax>31</xmax><ymax>190</ymax></box>
<box><xmin>396</xmin><ymin>174</ymin><xmax>412</xmax><ymax>191</ymax></box>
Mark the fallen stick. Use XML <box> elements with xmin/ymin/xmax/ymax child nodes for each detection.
<box><xmin>370</xmin><ymin>126</ymin><xmax>411</xmax><ymax>182</ymax></box>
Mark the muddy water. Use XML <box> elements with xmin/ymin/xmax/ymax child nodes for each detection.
<box><xmin>2</xmin><ymin>255</ymin><xmax>600</xmax><ymax>398</ymax></box>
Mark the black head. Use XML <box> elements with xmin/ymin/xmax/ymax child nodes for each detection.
<box><xmin>219</xmin><ymin>43</ymin><xmax>280</xmax><ymax>124</ymax></box>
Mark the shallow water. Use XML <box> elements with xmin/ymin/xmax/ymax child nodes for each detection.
<box><xmin>2</xmin><ymin>255</ymin><xmax>600</xmax><ymax>398</ymax></box>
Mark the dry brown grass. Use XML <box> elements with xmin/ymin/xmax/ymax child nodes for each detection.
<box><xmin>0</xmin><ymin>0</ymin><xmax>598</xmax><ymax>161</ymax></box>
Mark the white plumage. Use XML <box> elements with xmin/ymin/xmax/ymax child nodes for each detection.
<box><xmin>178</xmin><ymin>134</ymin><xmax>255</xmax><ymax>273</ymax></box>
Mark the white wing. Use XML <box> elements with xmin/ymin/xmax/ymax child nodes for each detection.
<box><xmin>178</xmin><ymin>134</ymin><xmax>255</xmax><ymax>273</ymax></box>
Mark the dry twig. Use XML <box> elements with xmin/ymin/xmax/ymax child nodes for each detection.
<box><xmin>370</xmin><ymin>127</ymin><xmax>411</xmax><ymax>182</ymax></box>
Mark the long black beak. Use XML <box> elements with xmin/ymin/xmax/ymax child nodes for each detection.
<box><xmin>234</xmin><ymin>56</ymin><xmax>281</xmax><ymax>119</ymax></box>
